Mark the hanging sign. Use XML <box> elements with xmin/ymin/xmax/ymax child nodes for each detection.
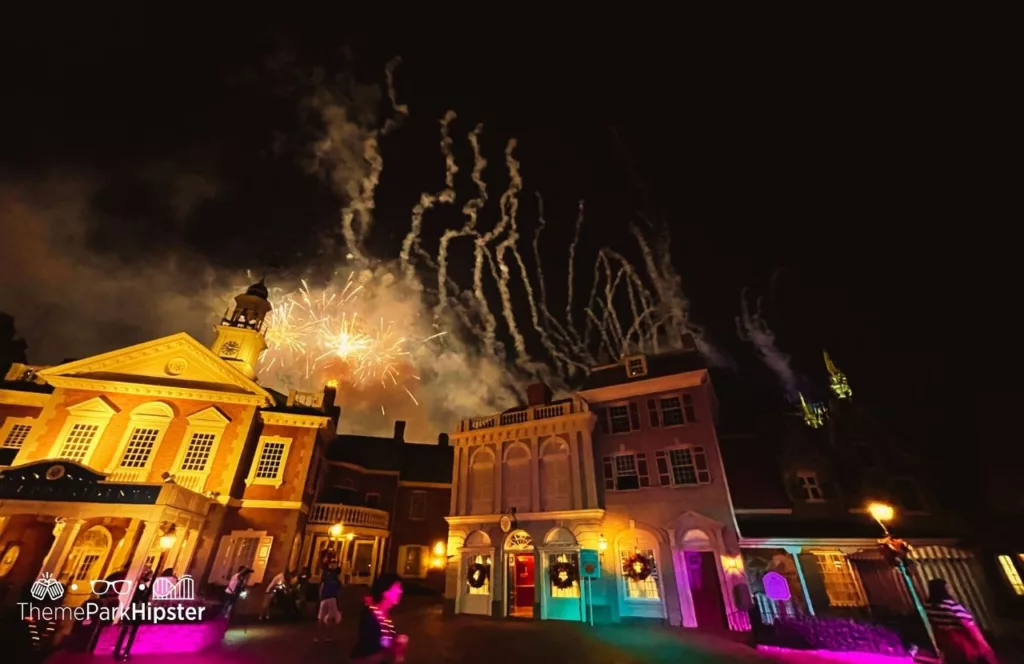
<box><xmin>580</xmin><ymin>549</ymin><xmax>601</xmax><ymax>579</ymax></box>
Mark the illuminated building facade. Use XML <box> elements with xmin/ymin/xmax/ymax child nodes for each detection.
<box><xmin>720</xmin><ymin>352</ymin><xmax>1001</xmax><ymax>636</ymax></box>
<box><xmin>0</xmin><ymin>279</ymin><xmax>451</xmax><ymax>620</ymax></box>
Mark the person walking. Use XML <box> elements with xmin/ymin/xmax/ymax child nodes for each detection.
<box><xmin>925</xmin><ymin>578</ymin><xmax>997</xmax><ymax>664</ymax></box>
<box><xmin>351</xmin><ymin>573</ymin><xmax>408</xmax><ymax>663</ymax></box>
<box><xmin>221</xmin><ymin>566</ymin><xmax>253</xmax><ymax>620</ymax></box>
<box><xmin>112</xmin><ymin>568</ymin><xmax>154</xmax><ymax>662</ymax></box>
<box><xmin>259</xmin><ymin>569</ymin><xmax>289</xmax><ymax>621</ymax></box>
<box><xmin>315</xmin><ymin>562</ymin><xmax>343</xmax><ymax>642</ymax></box>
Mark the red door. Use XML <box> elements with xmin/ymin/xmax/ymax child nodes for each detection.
<box><xmin>512</xmin><ymin>554</ymin><xmax>535</xmax><ymax>616</ymax></box>
<box><xmin>685</xmin><ymin>551</ymin><xmax>726</xmax><ymax>629</ymax></box>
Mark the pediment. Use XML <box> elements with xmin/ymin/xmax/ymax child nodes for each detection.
<box><xmin>38</xmin><ymin>333</ymin><xmax>273</xmax><ymax>405</ymax></box>
<box><xmin>67</xmin><ymin>395</ymin><xmax>119</xmax><ymax>417</ymax></box>
<box><xmin>187</xmin><ymin>406</ymin><xmax>231</xmax><ymax>426</ymax></box>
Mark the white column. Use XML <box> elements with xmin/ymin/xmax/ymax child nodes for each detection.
<box><xmin>0</xmin><ymin>516</ymin><xmax>9</xmax><ymax>541</ymax></box>
<box><xmin>39</xmin><ymin>517</ymin><xmax>85</xmax><ymax>577</ymax></box>
<box><xmin>107</xmin><ymin>519</ymin><xmax>141</xmax><ymax>574</ymax></box>
<box><xmin>568</xmin><ymin>433</ymin><xmax>582</xmax><ymax>510</ymax></box>
<box><xmin>493</xmin><ymin>444</ymin><xmax>503</xmax><ymax>513</ymax></box>
<box><xmin>173</xmin><ymin>527</ymin><xmax>200</xmax><ymax>577</ymax></box>
<box><xmin>377</xmin><ymin>536</ymin><xmax>389</xmax><ymax>577</ymax></box>
<box><xmin>529</xmin><ymin>437</ymin><xmax>540</xmax><ymax>512</ymax></box>
<box><xmin>118</xmin><ymin>520</ymin><xmax>162</xmax><ymax>619</ymax></box>
<box><xmin>369</xmin><ymin>537</ymin><xmax>381</xmax><ymax>583</ymax></box>
<box><xmin>783</xmin><ymin>545</ymin><xmax>815</xmax><ymax>616</ymax></box>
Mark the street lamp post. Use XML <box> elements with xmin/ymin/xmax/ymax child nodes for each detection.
<box><xmin>867</xmin><ymin>502</ymin><xmax>938</xmax><ymax>656</ymax></box>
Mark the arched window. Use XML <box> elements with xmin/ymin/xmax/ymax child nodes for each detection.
<box><xmin>540</xmin><ymin>439</ymin><xmax>571</xmax><ymax>511</ymax></box>
<box><xmin>617</xmin><ymin>530</ymin><xmax>662</xmax><ymax>601</ymax></box>
<box><xmin>503</xmin><ymin>444</ymin><xmax>531</xmax><ymax>512</ymax></box>
<box><xmin>469</xmin><ymin>448</ymin><xmax>495</xmax><ymax>514</ymax></box>
<box><xmin>61</xmin><ymin>526</ymin><xmax>112</xmax><ymax>588</ymax></box>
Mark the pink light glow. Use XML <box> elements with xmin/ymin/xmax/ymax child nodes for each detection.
<box><xmin>763</xmin><ymin>571</ymin><xmax>792</xmax><ymax>601</ymax></box>
<box><xmin>757</xmin><ymin>645</ymin><xmax>913</xmax><ymax>664</ymax></box>
<box><xmin>93</xmin><ymin>620</ymin><xmax>225</xmax><ymax>655</ymax></box>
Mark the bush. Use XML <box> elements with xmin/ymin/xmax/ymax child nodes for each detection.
<box><xmin>759</xmin><ymin>615</ymin><xmax>908</xmax><ymax>656</ymax></box>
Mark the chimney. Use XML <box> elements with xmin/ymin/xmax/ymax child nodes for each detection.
<box><xmin>681</xmin><ymin>333</ymin><xmax>697</xmax><ymax>351</ymax></box>
<box><xmin>526</xmin><ymin>382</ymin><xmax>552</xmax><ymax>407</ymax></box>
<box><xmin>394</xmin><ymin>420</ymin><xmax>406</xmax><ymax>442</ymax></box>
<box><xmin>438</xmin><ymin>433</ymin><xmax>450</xmax><ymax>447</ymax></box>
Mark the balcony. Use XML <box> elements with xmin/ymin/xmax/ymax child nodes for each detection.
<box><xmin>458</xmin><ymin>396</ymin><xmax>590</xmax><ymax>433</ymax></box>
<box><xmin>309</xmin><ymin>503</ymin><xmax>389</xmax><ymax>530</ymax></box>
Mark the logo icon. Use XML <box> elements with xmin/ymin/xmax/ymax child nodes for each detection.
<box><xmin>89</xmin><ymin>579</ymin><xmax>134</xmax><ymax>596</ymax></box>
<box><xmin>30</xmin><ymin>573</ymin><xmax>64</xmax><ymax>601</ymax></box>
<box><xmin>152</xmin><ymin>574</ymin><xmax>195</xmax><ymax>601</ymax></box>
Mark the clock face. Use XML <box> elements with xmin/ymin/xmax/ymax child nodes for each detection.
<box><xmin>220</xmin><ymin>341</ymin><xmax>240</xmax><ymax>357</ymax></box>
<box><xmin>499</xmin><ymin>515</ymin><xmax>512</xmax><ymax>533</ymax></box>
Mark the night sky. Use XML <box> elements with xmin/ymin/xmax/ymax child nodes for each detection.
<box><xmin>0</xmin><ymin>18</ymin><xmax>1010</xmax><ymax>496</ymax></box>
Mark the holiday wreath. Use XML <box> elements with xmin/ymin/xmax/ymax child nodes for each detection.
<box><xmin>467</xmin><ymin>563</ymin><xmax>490</xmax><ymax>589</ymax></box>
<box><xmin>549</xmin><ymin>560</ymin><xmax>579</xmax><ymax>590</ymax></box>
<box><xmin>623</xmin><ymin>552</ymin><xmax>653</xmax><ymax>582</ymax></box>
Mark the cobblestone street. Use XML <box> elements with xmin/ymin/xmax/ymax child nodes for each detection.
<box><xmin>46</xmin><ymin>597</ymin><xmax>850</xmax><ymax>664</ymax></box>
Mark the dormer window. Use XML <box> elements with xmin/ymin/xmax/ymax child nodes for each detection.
<box><xmin>626</xmin><ymin>355</ymin><xmax>647</xmax><ymax>378</ymax></box>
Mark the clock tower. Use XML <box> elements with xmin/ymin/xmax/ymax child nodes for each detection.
<box><xmin>211</xmin><ymin>278</ymin><xmax>272</xmax><ymax>381</ymax></box>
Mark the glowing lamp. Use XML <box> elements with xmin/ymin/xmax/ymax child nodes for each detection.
<box><xmin>159</xmin><ymin>526</ymin><xmax>177</xmax><ymax>551</ymax></box>
<box><xmin>721</xmin><ymin>554</ymin><xmax>743</xmax><ymax>574</ymax></box>
<box><xmin>326</xmin><ymin>379</ymin><xmax>339</xmax><ymax>388</ymax></box>
<box><xmin>329</xmin><ymin>523</ymin><xmax>344</xmax><ymax>539</ymax></box>
<box><xmin>433</xmin><ymin>541</ymin><xmax>446</xmax><ymax>557</ymax></box>
<box><xmin>598</xmin><ymin>534</ymin><xmax>608</xmax><ymax>552</ymax></box>
<box><xmin>346</xmin><ymin>532</ymin><xmax>355</xmax><ymax>541</ymax></box>
<box><xmin>868</xmin><ymin>502</ymin><xmax>895</xmax><ymax>524</ymax></box>
<box><xmin>430</xmin><ymin>557</ymin><xmax>446</xmax><ymax>569</ymax></box>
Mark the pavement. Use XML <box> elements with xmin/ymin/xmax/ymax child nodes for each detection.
<box><xmin>42</xmin><ymin>595</ymin><xmax>898</xmax><ymax>664</ymax></box>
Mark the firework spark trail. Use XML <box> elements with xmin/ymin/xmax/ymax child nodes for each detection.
<box><xmin>599</xmin><ymin>248</ymin><xmax>659</xmax><ymax>353</ymax></box>
<box><xmin>736</xmin><ymin>290</ymin><xmax>800</xmax><ymax>399</ymax></box>
<box><xmin>382</xmin><ymin>56</ymin><xmax>409</xmax><ymax>135</ymax></box>
<box><xmin>401</xmin><ymin>111</ymin><xmax>458</xmax><ymax>285</ymax></box>
<box><xmin>628</xmin><ymin>223</ymin><xmax>695</xmax><ymax>350</ymax></box>
<box><xmin>436</xmin><ymin>124</ymin><xmax>487</xmax><ymax>322</ymax></box>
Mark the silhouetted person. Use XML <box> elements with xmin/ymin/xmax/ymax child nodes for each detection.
<box><xmin>113</xmin><ymin>568</ymin><xmax>153</xmax><ymax>662</ymax></box>
<box><xmin>925</xmin><ymin>578</ymin><xmax>996</xmax><ymax>664</ymax></box>
<box><xmin>351</xmin><ymin>573</ymin><xmax>408</xmax><ymax>663</ymax></box>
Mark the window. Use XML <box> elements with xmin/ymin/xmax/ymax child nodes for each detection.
<box><xmin>603</xmin><ymin>402</ymin><xmax>641</xmax><ymax>434</ymax></box>
<box><xmin>48</xmin><ymin>396</ymin><xmax>117</xmax><ymax>466</ymax></box>
<box><xmin>1</xmin><ymin>421</ymin><xmax>32</xmax><ymax>449</ymax></box>
<box><xmin>209</xmin><ymin>530</ymin><xmax>274</xmax><ymax>585</ymax></box>
<box><xmin>409</xmin><ymin>491</ymin><xmax>427</xmax><ymax>519</ymax></box>
<box><xmin>74</xmin><ymin>554</ymin><xmax>100</xmax><ymax>582</ymax></box>
<box><xmin>620</xmin><ymin>547</ymin><xmax>660</xmax><ymax>600</ymax></box>
<box><xmin>625</xmin><ymin>355</ymin><xmax>647</xmax><ymax>377</ymax></box>
<box><xmin>400</xmin><ymin>545</ymin><xmax>426</xmax><ymax>578</ymax></box>
<box><xmin>653</xmin><ymin>447</ymin><xmax>711</xmax><ymax>487</ymax></box>
<box><xmin>59</xmin><ymin>423</ymin><xmax>100</xmax><ymax>463</ymax></box>
<box><xmin>541</xmin><ymin>440</ymin><xmax>572</xmax><ymax>511</ymax></box>
<box><xmin>890</xmin><ymin>478</ymin><xmax>926</xmax><ymax>512</ymax></box>
<box><xmin>503</xmin><ymin>444</ymin><xmax>531</xmax><ymax>512</ymax></box>
<box><xmin>246</xmin><ymin>437</ymin><xmax>291</xmax><ymax>487</ymax></box>
<box><xmin>469</xmin><ymin>449</ymin><xmax>495</xmax><ymax>515</ymax></box>
<box><xmin>602</xmin><ymin>453</ymin><xmax>650</xmax><ymax>491</ymax></box>
<box><xmin>180</xmin><ymin>432</ymin><xmax>217</xmax><ymax>472</ymax></box>
<box><xmin>118</xmin><ymin>427</ymin><xmax>161</xmax><ymax>468</ymax></box>
<box><xmin>997</xmin><ymin>555</ymin><xmax>1024</xmax><ymax>596</ymax></box>
<box><xmin>549</xmin><ymin>553</ymin><xmax>580</xmax><ymax>598</ymax></box>
<box><xmin>647</xmin><ymin>394</ymin><xmax>697</xmax><ymax>427</ymax></box>
<box><xmin>798</xmin><ymin>472</ymin><xmax>824</xmax><ymax>501</ymax></box>
<box><xmin>813</xmin><ymin>552</ymin><xmax>866</xmax><ymax>607</ymax></box>
<box><xmin>365</xmin><ymin>492</ymin><xmax>381</xmax><ymax>509</ymax></box>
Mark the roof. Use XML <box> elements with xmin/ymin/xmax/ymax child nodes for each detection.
<box><xmin>718</xmin><ymin>434</ymin><xmax>792</xmax><ymax>510</ymax></box>
<box><xmin>580</xmin><ymin>349</ymin><xmax>706</xmax><ymax>391</ymax></box>
<box><xmin>736</xmin><ymin>514</ymin><xmax>962</xmax><ymax>540</ymax></box>
<box><xmin>326</xmin><ymin>433</ymin><xmax>453</xmax><ymax>484</ymax></box>
<box><xmin>0</xmin><ymin>380</ymin><xmax>54</xmax><ymax>395</ymax></box>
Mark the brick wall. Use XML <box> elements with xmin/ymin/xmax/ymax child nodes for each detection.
<box><xmin>386</xmin><ymin>484</ymin><xmax>450</xmax><ymax>592</ymax></box>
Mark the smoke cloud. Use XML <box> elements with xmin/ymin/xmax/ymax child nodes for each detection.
<box><xmin>735</xmin><ymin>289</ymin><xmax>801</xmax><ymax>401</ymax></box>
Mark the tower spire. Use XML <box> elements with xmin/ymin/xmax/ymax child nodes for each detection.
<box><xmin>211</xmin><ymin>279</ymin><xmax>273</xmax><ymax>380</ymax></box>
<box><xmin>799</xmin><ymin>392</ymin><xmax>825</xmax><ymax>428</ymax></box>
<box><xmin>823</xmin><ymin>350</ymin><xmax>852</xmax><ymax>399</ymax></box>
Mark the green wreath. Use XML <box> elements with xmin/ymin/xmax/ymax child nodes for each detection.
<box><xmin>467</xmin><ymin>563</ymin><xmax>490</xmax><ymax>589</ymax></box>
<box><xmin>549</xmin><ymin>560</ymin><xmax>579</xmax><ymax>590</ymax></box>
<box><xmin>622</xmin><ymin>552</ymin><xmax>652</xmax><ymax>582</ymax></box>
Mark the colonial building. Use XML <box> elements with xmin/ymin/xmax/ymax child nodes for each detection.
<box><xmin>443</xmin><ymin>383</ymin><xmax>604</xmax><ymax>621</ymax></box>
<box><xmin>720</xmin><ymin>352</ymin><xmax>999</xmax><ymax>637</ymax></box>
<box><xmin>300</xmin><ymin>421</ymin><xmax>452</xmax><ymax>593</ymax></box>
<box><xmin>579</xmin><ymin>347</ymin><xmax>746</xmax><ymax>630</ymax></box>
<box><xmin>0</xmin><ymin>280</ymin><xmax>337</xmax><ymax>617</ymax></box>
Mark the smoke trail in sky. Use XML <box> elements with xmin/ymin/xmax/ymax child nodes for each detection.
<box><xmin>736</xmin><ymin>289</ymin><xmax>800</xmax><ymax>400</ymax></box>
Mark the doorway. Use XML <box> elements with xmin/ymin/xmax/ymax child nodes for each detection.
<box><xmin>685</xmin><ymin>551</ymin><xmax>727</xmax><ymax>629</ymax></box>
<box><xmin>507</xmin><ymin>553</ymin><xmax>535</xmax><ymax>618</ymax></box>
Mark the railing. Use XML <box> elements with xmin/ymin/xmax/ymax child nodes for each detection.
<box><xmin>106</xmin><ymin>468</ymin><xmax>145</xmax><ymax>483</ymax></box>
<box><xmin>459</xmin><ymin>397</ymin><xmax>589</xmax><ymax>432</ymax></box>
<box><xmin>287</xmin><ymin>389</ymin><xmax>324</xmax><ymax>409</ymax></box>
<box><xmin>309</xmin><ymin>503</ymin><xmax>389</xmax><ymax>529</ymax></box>
<box><xmin>173</xmin><ymin>471</ymin><xmax>206</xmax><ymax>493</ymax></box>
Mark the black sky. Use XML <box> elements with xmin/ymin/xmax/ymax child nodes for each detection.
<box><xmin>0</xmin><ymin>18</ymin><xmax>1012</xmax><ymax>480</ymax></box>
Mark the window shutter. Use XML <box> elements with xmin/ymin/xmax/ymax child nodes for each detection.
<box><xmin>628</xmin><ymin>403</ymin><xmax>641</xmax><ymax>431</ymax></box>
<box><xmin>637</xmin><ymin>453</ymin><xmax>651</xmax><ymax>488</ymax></box>
<box><xmin>693</xmin><ymin>446</ymin><xmax>711</xmax><ymax>484</ymax></box>
<box><xmin>646</xmin><ymin>400</ymin><xmax>660</xmax><ymax>428</ymax></box>
<box><xmin>654</xmin><ymin>451</ymin><xmax>671</xmax><ymax>485</ymax></box>
<box><xmin>602</xmin><ymin>456</ymin><xmax>614</xmax><ymax>490</ymax></box>
<box><xmin>595</xmin><ymin>408</ymin><xmax>608</xmax><ymax>434</ymax></box>
<box><xmin>208</xmin><ymin>535</ymin><xmax>234</xmax><ymax>585</ymax></box>
<box><xmin>419</xmin><ymin>546</ymin><xmax>429</xmax><ymax>578</ymax></box>
<box><xmin>251</xmin><ymin>536</ymin><xmax>274</xmax><ymax>584</ymax></box>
